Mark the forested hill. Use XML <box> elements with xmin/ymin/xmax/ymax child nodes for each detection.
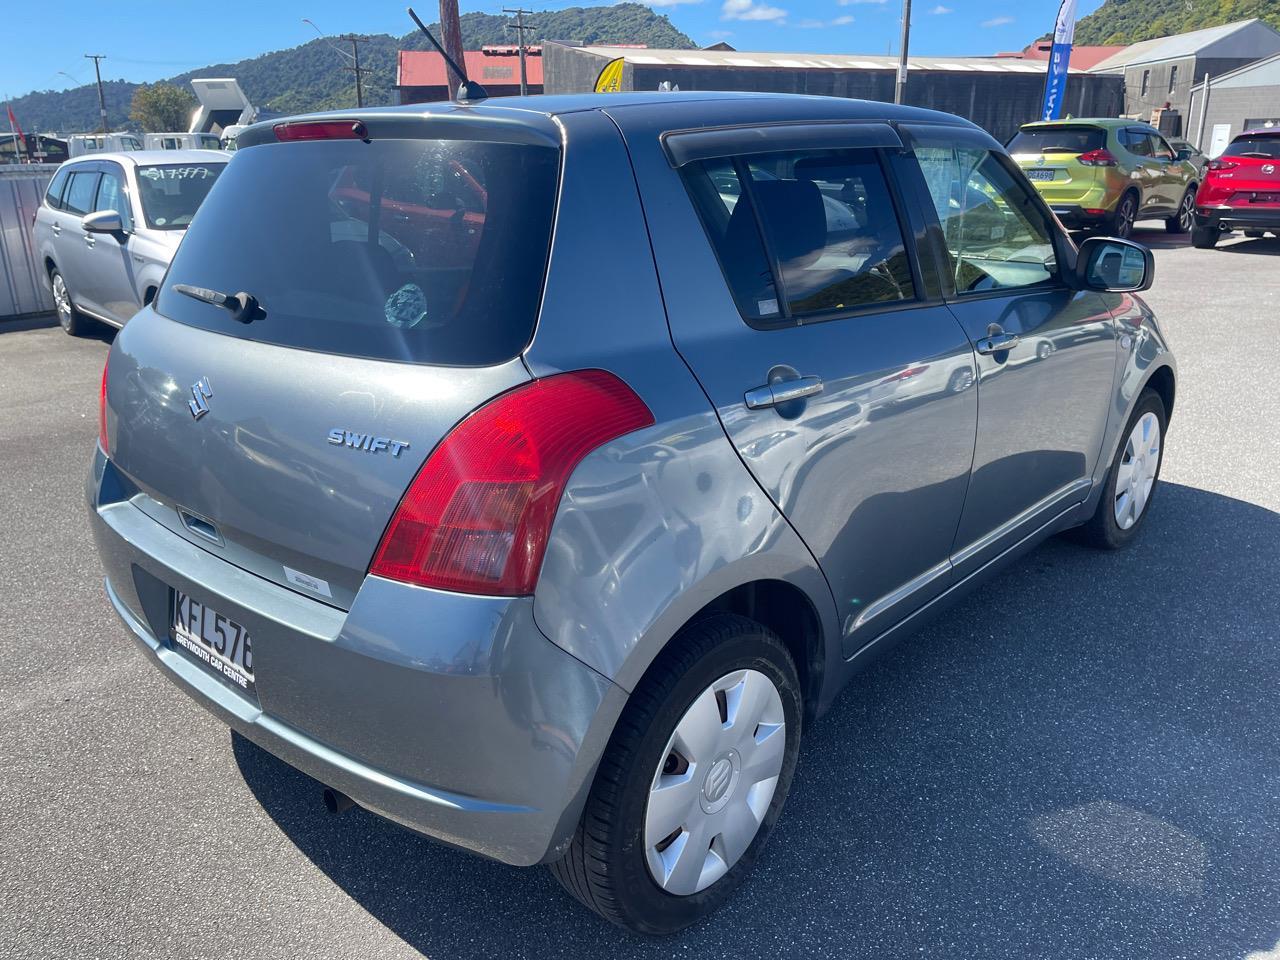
<box><xmin>8</xmin><ymin>4</ymin><xmax>695</xmax><ymax>135</ymax></box>
<box><xmin>1073</xmin><ymin>0</ymin><xmax>1280</xmax><ymax>45</ymax></box>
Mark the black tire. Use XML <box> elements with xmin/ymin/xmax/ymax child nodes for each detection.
<box><xmin>1108</xmin><ymin>191</ymin><xmax>1138</xmax><ymax>239</ymax></box>
<box><xmin>1165</xmin><ymin>188</ymin><xmax>1195</xmax><ymax>234</ymax></box>
<box><xmin>1245</xmin><ymin>230</ymin><xmax>1267</xmax><ymax>239</ymax></box>
<box><xmin>548</xmin><ymin>613</ymin><xmax>803</xmax><ymax>935</ymax></box>
<box><xmin>1191</xmin><ymin>223</ymin><xmax>1220</xmax><ymax>249</ymax></box>
<box><xmin>50</xmin><ymin>267</ymin><xmax>91</xmax><ymax>336</ymax></box>
<box><xmin>1069</xmin><ymin>389</ymin><xmax>1167</xmax><ymax>550</ymax></box>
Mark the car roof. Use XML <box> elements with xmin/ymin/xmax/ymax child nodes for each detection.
<box><xmin>1238</xmin><ymin>128</ymin><xmax>1280</xmax><ymax>138</ymax></box>
<box><xmin>239</xmin><ymin>91</ymin><xmax>977</xmax><ymax>149</ymax></box>
<box><xmin>1019</xmin><ymin>118</ymin><xmax>1141</xmax><ymax>131</ymax></box>
<box><xmin>64</xmin><ymin>148</ymin><xmax>228</xmax><ymax>166</ymax></box>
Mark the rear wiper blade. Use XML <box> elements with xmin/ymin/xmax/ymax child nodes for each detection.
<box><xmin>172</xmin><ymin>283</ymin><xmax>263</xmax><ymax>324</ymax></box>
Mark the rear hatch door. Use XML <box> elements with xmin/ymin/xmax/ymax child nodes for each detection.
<box><xmin>106</xmin><ymin>125</ymin><xmax>561</xmax><ymax>608</ymax></box>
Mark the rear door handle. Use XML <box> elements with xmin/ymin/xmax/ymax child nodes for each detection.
<box><xmin>50</xmin><ymin>223</ymin><xmax>61</xmax><ymax>235</ymax></box>
<box><xmin>745</xmin><ymin>375</ymin><xmax>824</xmax><ymax>409</ymax></box>
<box><xmin>975</xmin><ymin>331</ymin><xmax>1020</xmax><ymax>355</ymax></box>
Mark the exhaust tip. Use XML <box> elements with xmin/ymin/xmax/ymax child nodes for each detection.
<box><xmin>322</xmin><ymin>786</ymin><xmax>355</xmax><ymax>815</ymax></box>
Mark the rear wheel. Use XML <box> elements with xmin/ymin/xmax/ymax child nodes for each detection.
<box><xmin>1245</xmin><ymin>230</ymin><xmax>1267</xmax><ymax>239</ymax></box>
<box><xmin>549</xmin><ymin>614</ymin><xmax>802</xmax><ymax>934</ymax></box>
<box><xmin>1109</xmin><ymin>191</ymin><xmax>1138</xmax><ymax>239</ymax></box>
<box><xmin>1165</xmin><ymin>188</ymin><xmax>1195</xmax><ymax>234</ymax></box>
<box><xmin>1191</xmin><ymin>223</ymin><xmax>1220</xmax><ymax>249</ymax></box>
<box><xmin>50</xmin><ymin>268</ymin><xmax>90</xmax><ymax>336</ymax></box>
<box><xmin>1069</xmin><ymin>389</ymin><xmax>1166</xmax><ymax>550</ymax></box>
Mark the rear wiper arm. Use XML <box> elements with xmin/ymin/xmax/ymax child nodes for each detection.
<box><xmin>172</xmin><ymin>283</ymin><xmax>263</xmax><ymax>324</ymax></box>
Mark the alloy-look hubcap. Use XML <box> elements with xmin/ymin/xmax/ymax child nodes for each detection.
<box><xmin>644</xmin><ymin>669</ymin><xmax>786</xmax><ymax>896</ymax></box>
<box><xmin>1179</xmin><ymin>193</ymin><xmax>1194</xmax><ymax>230</ymax></box>
<box><xmin>1114</xmin><ymin>411</ymin><xmax>1161</xmax><ymax>530</ymax></box>
<box><xmin>52</xmin><ymin>275</ymin><xmax>72</xmax><ymax>328</ymax></box>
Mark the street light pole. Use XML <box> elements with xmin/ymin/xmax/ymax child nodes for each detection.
<box><xmin>85</xmin><ymin>54</ymin><xmax>108</xmax><ymax>133</ymax></box>
<box><xmin>894</xmin><ymin>0</ymin><xmax>911</xmax><ymax>106</ymax></box>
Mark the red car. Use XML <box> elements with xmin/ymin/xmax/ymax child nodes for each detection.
<box><xmin>1192</xmin><ymin>128</ymin><xmax>1280</xmax><ymax>248</ymax></box>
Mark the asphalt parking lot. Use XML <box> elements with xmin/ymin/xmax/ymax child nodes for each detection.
<box><xmin>2</xmin><ymin>227</ymin><xmax>1279</xmax><ymax>960</ymax></box>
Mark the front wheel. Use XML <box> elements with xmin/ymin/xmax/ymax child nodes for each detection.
<box><xmin>1165</xmin><ymin>189</ymin><xmax>1195</xmax><ymax>234</ymax></box>
<box><xmin>1070</xmin><ymin>389</ymin><xmax>1166</xmax><ymax>550</ymax></box>
<box><xmin>549</xmin><ymin>614</ymin><xmax>802</xmax><ymax>934</ymax></box>
<box><xmin>1191</xmin><ymin>223</ymin><xmax>1220</xmax><ymax>248</ymax></box>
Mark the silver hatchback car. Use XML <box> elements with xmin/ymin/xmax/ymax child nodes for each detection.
<box><xmin>89</xmin><ymin>93</ymin><xmax>1175</xmax><ymax>934</ymax></box>
<box><xmin>34</xmin><ymin>149</ymin><xmax>227</xmax><ymax>334</ymax></box>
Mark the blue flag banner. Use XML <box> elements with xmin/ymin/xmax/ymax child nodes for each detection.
<box><xmin>1040</xmin><ymin>0</ymin><xmax>1079</xmax><ymax>121</ymax></box>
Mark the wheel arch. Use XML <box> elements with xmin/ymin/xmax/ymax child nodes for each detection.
<box><xmin>1145</xmin><ymin>362</ymin><xmax>1176</xmax><ymax>422</ymax></box>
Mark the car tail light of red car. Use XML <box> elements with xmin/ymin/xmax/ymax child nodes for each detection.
<box><xmin>1207</xmin><ymin>159</ymin><xmax>1240</xmax><ymax>172</ymax></box>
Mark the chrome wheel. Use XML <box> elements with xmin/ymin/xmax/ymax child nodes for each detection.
<box><xmin>1114</xmin><ymin>411</ymin><xmax>1160</xmax><ymax>530</ymax></box>
<box><xmin>1177</xmin><ymin>191</ymin><xmax>1194</xmax><ymax>231</ymax></box>
<box><xmin>1114</xmin><ymin>195</ymin><xmax>1137</xmax><ymax>238</ymax></box>
<box><xmin>644</xmin><ymin>669</ymin><xmax>786</xmax><ymax>896</ymax></box>
<box><xmin>52</xmin><ymin>273</ymin><xmax>72</xmax><ymax>330</ymax></box>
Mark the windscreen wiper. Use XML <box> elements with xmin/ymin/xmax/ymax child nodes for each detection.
<box><xmin>172</xmin><ymin>283</ymin><xmax>263</xmax><ymax>324</ymax></box>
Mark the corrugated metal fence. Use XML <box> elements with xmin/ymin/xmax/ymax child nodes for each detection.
<box><xmin>1</xmin><ymin>165</ymin><xmax>58</xmax><ymax>319</ymax></box>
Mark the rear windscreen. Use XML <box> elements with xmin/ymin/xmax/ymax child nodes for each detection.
<box><xmin>1224</xmin><ymin>136</ymin><xmax>1280</xmax><ymax>159</ymax></box>
<box><xmin>157</xmin><ymin>137</ymin><xmax>560</xmax><ymax>366</ymax></box>
<box><xmin>1007</xmin><ymin>127</ymin><xmax>1105</xmax><ymax>155</ymax></box>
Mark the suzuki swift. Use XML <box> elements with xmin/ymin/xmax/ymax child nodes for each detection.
<box><xmin>89</xmin><ymin>92</ymin><xmax>1176</xmax><ymax>934</ymax></box>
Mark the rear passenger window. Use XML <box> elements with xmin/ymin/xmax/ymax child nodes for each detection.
<box><xmin>45</xmin><ymin>167</ymin><xmax>71</xmax><ymax>209</ymax></box>
<box><xmin>62</xmin><ymin>171</ymin><xmax>100</xmax><ymax>216</ymax></box>
<box><xmin>683</xmin><ymin>149</ymin><xmax>915</xmax><ymax>324</ymax></box>
<box><xmin>1122</xmin><ymin>130</ymin><xmax>1153</xmax><ymax>157</ymax></box>
<box><xmin>914</xmin><ymin>145</ymin><xmax>1058</xmax><ymax>294</ymax></box>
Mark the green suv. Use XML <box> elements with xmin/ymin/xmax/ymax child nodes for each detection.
<box><xmin>1008</xmin><ymin>119</ymin><xmax>1199</xmax><ymax>238</ymax></box>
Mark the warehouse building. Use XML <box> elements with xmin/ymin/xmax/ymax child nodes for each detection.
<box><xmin>397</xmin><ymin>46</ymin><xmax>544</xmax><ymax>103</ymax></box>
<box><xmin>542</xmin><ymin>43</ymin><xmax>1122</xmax><ymax>142</ymax></box>
<box><xmin>1087</xmin><ymin>19</ymin><xmax>1280</xmax><ymax>130</ymax></box>
<box><xmin>1186</xmin><ymin>53</ymin><xmax>1280</xmax><ymax>155</ymax></box>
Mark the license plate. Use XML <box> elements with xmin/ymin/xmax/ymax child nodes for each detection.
<box><xmin>1027</xmin><ymin>169</ymin><xmax>1055</xmax><ymax>182</ymax></box>
<box><xmin>171</xmin><ymin>590</ymin><xmax>255</xmax><ymax>694</ymax></box>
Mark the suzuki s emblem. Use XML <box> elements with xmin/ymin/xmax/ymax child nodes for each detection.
<box><xmin>1264</xmin><ymin>164</ymin><xmax>1276</xmax><ymax>175</ymax></box>
<box><xmin>188</xmin><ymin>377</ymin><xmax>212</xmax><ymax>420</ymax></box>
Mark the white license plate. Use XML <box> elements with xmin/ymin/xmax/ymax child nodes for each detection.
<box><xmin>1027</xmin><ymin>169</ymin><xmax>1056</xmax><ymax>181</ymax></box>
<box><xmin>171</xmin><ymin>590</ymin><xmax>255</xmax><ymax>693</ymax></box>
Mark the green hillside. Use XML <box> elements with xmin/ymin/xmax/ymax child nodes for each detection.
<box><xmin>1074</xmin><ymin>0</ymin><xmax>1280</xmax><ymax>44</ymax></box>
<box><xmin>8</xmin><ymin>4</ymin><xmax>694</xmax><ymax>135</ymax></box>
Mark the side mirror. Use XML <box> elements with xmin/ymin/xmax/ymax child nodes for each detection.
<box><xmin>1176</xmin><ymin>148</ymin><xmax>1193</xmax><ymax>161</ymax></box>
<box><xmin>82</xmin><ymin>210</ymin><xmax>124</xmax><ymax>234</ymax></box>
<box><xmin>1076</xmin><ymin>236</ymin><xmax>1154</xmax><ymax>293</ymax></box>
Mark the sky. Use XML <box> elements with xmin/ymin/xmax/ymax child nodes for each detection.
<box><xmin>5</xmin><ymin>0</ymin><xmax>1110</xmax><ymax>101</ymax></box>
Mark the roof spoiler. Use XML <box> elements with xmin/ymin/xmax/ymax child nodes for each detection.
<box><xmin>407</xmin><ymin>7</ymin><xmax>489</xmax><ymax>102</ymax></box>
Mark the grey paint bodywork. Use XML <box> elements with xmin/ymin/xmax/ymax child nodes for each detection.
<box><xmin>89</xmin><ymin>92</ymin><xmax>1175</xmax><ymax>868</ymax></box>
<box><xmin>33</xmin><ymin>150</ymin><xmax>226</xmax><ymax>328</ymax></box>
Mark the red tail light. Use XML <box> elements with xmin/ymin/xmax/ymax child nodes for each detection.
<box><xmin>1207</xmin><ymin>159</ymin><xmax>1239</xmax><ymax>172</ymax></box>
<box><xmin>98</xmin><ymin>354</ymin><xmax>110</xmax><ymax>455</ymax></box>
<box><xmin>274</xmin><ymin>120</ymin><xmax>368</xmax><ymax>142</ymax></box>
<box><xmin>1078</xmin><ymin>149</ymin><xmax>1118</xmax><ymax>167</ymax></box>
<box><xmin>370</xmin><ymin>370</ymin><xmax>654</xmax><ymax>596</ymax></box>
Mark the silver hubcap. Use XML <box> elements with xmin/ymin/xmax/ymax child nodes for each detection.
<box><xmin>52</xmin><ymin>274</ymin><xmax>71</xmax><ymax>326</ymax></box>
<box><xmin>1114</xmin><ymin>411</ymin><xmax>1160</xmax><ymax>530</ymax></box>
<box><xmin>644</xmin><ymin>669</ymin><xmax>786</xmax><ymax>896</ymax></box>
<box><xmin>1118</xmin><ymin>199</ymin><xmax>1135</xmax><ymax>236</ymax></box>
<box><xmin>1179</xmin><ymin>193</ymin><xmax>1194</xmax><ymax>230</ymax></box>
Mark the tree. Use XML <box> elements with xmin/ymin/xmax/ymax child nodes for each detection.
<box><xmin>129</xmin><ymin>83</ymin><xmax>196</xmax><ymax>133</ymax></box>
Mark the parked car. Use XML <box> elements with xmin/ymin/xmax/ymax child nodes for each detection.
<box><xmin>1191</xmin><ymin>128</ymin><xmax>1280</xmax><ymax>248</ymax></box>
<box><xmin>1167</xmin><ymin>136</ymin><xmax>1208</xmax><ymax>177</ymax></box>
<box><xmin>67</xmin><ymin>132</ymin><xmax>142</xmax><ymax>158</ymax></box>
<box><xmin>34</xmin><ymin>150</ymin><xmax>228</xmax><ymax>334</ymax></box>
<box><xmin>1008</xmin><ymin>119</ymin><xmax>1199</xmax><ymax>237</ymax></box>
<box><xmin>143</xmin><ymin>132</ymin><xmax>224</xmax><ymax>151</ymax></box>
<box><xmin>88</xmin><ymin>94</ymin><xmax>1175</xmax><ymax>935</ymax></box>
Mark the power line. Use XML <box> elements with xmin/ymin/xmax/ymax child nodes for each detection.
<box><xmin>335</xmin><ymin>34</ymin><xmax>373</xmax><ymax>108</ymax></box>
<box><xmin>503</xmin><ymin>8</ymin><xmax>535</xmax><ymax>96</ymax></box>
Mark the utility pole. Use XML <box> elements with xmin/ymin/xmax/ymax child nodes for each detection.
<box><xmin>503</xmin><ymin>8</ymin><xmax>534</xmax><ymax>96</ymax></box>
<box><xmin>336</xmin><ymin>34</ymin><xmax>372</xmax><ymax>107</ymax></box>
<box><xmin>85</xmin><ymin>54</ymin><xmax>108</xmax><ymax>133</ymax></box>
<box><xmin>893</xmin><ymin>0</ymin><xmax>911</xmax><ymax>105</ymax></box>
<box><xmin>438</xmin><ymin>0</ymin><xmax>466</xmax><ymax>101</ymax></box>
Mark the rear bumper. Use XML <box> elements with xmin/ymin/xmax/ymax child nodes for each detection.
<box><xmin>1195</xmin><ymin>206</ymin><xmax>1280</xmax><ymax>232</ymax></box>
<box><xmin>87</xmin><ymin>449</ymin><xmax>625</xmax><ymax>867</ymax></box>
<box><xmin>1047</xmin><ymin>204</ymin><xmax>1112</xmax><ymax>229</ymax></box>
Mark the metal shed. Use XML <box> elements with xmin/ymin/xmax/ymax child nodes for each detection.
<box><xmin>1187</xmin><ymin>53</ymin><xmax>1280</xmax><ymax>155</ymax></box>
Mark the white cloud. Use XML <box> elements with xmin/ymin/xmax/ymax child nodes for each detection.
<box><xmin>930</xmin><ymin>4</ymin><xmax>953</xmax><ymax>12</ymax></box>
<box><xmin>832</xmin><ymin>14</ymin><xmax>855</xmax><ymax>23</ymax></box>
<box><xmin>981</xmin><ymin>15</ymin><xmax>1014</xmax><ymax>25</ymax></box>
<box><xmin>722</xmin><ymin>0</ymin><xmax>787</xmax><ymax>20</ymax></box>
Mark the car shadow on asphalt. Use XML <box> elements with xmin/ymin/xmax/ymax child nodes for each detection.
<box><xmin>232</xmin><ymin>481</ymin><xmax>1280</xmax><ymax>960</ymax></box>
<box><xmin>0</xmin><ymin>312</ymin><xmax>116</xmax><ymax>342</ymax></box>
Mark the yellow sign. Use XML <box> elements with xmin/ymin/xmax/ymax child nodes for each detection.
<box><xmin>594</xmin><ymin>58</ymin><xmax>625</xmax><ymax>93</ymax></box>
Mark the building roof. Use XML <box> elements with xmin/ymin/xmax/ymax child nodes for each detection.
<box><xmin>1189</xmin><ymin>49</ymin><xmax>1280</xmax><ymax>89</ymax></box>
<box><xmin>997</xmin><ymin>40</ymin><xmax>1128</xmax><ymax>71</ymax></box>
<box><xmin>569</xmin><ymin>44</ymin><xmax>1089</xmax><ymax>74</ymax></box>
<box><xmin>397</xmin><ymin>48</ymin><xmax>544</xmax><ymax>89</ymax></box>
<box><xmin>1087</xmin><ymin>18</ymin><xmax>1280</xmax><ymax>72</ymax></box>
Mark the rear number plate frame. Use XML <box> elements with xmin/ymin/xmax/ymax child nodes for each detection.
<box><xmin>170</xmin><ymin>590</ymin><xmax>256</xmax><ymax>695</ymax></box>
<box><xmin>1026</xmin><ymin>169</ymin><xmax>1055</xmax><ymax>182</ymax></box>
